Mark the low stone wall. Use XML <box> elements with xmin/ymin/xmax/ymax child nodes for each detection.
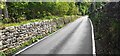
<box><xmin>0</xmin><ymin>16</ymin><xmax>78</xmax><ymax>52</ymax></box>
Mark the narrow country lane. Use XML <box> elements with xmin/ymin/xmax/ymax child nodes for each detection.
<box><xmin>14</xmin><ymin>16</ymin><xmax>95</xmax><ymax>56</ymax></box>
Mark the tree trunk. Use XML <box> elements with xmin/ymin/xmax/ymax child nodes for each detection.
<box><xmin>3</xmin><ymin>2</ymin><xmax>9</xmax><ymax>18</ymax></box>
<box><xmin>0</xmin><ymin>9</ymin><xmax>2</xmax><ymax>19</ymax></box>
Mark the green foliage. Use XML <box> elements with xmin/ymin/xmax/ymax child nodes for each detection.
<box><xmin>44</xmin><ymin>16</ymin><xmax>58</xmax><ymax>19</ymax></box>
<box><xmin>2</xmin><ymin>18</ymin><xmax>11</xmax><ymax>23</ymax></box>
<box><xmin>3</xmin><ymin>47</ymin><xmax>23</xmax><ymax>56</ymax></box>
<box><xmin>57</xmin><ymin>25</ymin><xmax>64</xmax><ymax>29</ymax></box>
<box><xmin>79</xmin><ymin>2</ymin><xmax>91</xmax><ymax>15</ymax></box>
<box><xmin>54</xmin><ymin>2</ymin><xmax>69</xmax><ymax>16</ymax></box>
<box><xmin>0</xmin><ymin>2</ymin><xmax>6</xmax><ymax>9</ymax></box>
<box><xmin>0</xmin><ymin>52</ymin><xmax>6</xmax><ymax>56</ymax></box>
<box><xmin>67</xmin><ymin>2</ymin><xmax>79</xmax><ymax>15</ymax></box>
<box><xmin>18</xmin><ymin>17</ymin><xmax>26</xmax><ymax>22</ymax></box>
<box><xmin>2</xmin><ymin>2</ymin><xmax>79</xmax><ymax>23</ymax></box>
<box><xmin>0</xmin><ymin>19</ymin><xmax>41</xmax><ymax>28</ymax></box>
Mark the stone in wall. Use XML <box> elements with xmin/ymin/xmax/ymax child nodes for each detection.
<box><xmin>0</xmin><ymin>41</ymin><xmax>2</xmax><ymax>50</ymax></box>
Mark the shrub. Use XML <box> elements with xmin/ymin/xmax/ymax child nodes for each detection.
<box><xmin>2</xmin><ymin>18</ymin><xmax>11</xmax><ymax>23</ymax></box>
<box><xmin>18</xmin><ymin>17</ymin><xmax>26</xmax><ymax>22</ymax></box>
<box><xmin>0</xmin><ymin>52</ymin><xmax>6</xmax><ymax>56</ymax></box>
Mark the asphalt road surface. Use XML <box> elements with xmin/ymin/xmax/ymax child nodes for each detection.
<box><xmin>15</xmin><ymin>16</ymin><xmax>94</xmax><ymax>56</ymax></box>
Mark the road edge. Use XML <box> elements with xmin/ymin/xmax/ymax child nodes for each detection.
<box><xmin>89</xmin><ymin>18</ymin><xmax>96</xmax><ymax>56</ymax></box>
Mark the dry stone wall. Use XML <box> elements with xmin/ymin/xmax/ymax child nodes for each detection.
<box><xmin>0</xmin><ymin>16</ymin><xmax>77</xmax><ymax>52</ymax></box>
